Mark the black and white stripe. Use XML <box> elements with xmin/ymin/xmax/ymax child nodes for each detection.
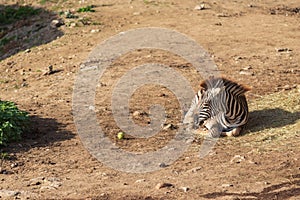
<box><xmin>188</xmin><ymin>77</ymin><xmax>250</xmax><ymax>137</ymax></box>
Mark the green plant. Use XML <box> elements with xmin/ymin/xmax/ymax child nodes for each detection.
<box><xmin>0</xmin><ymin>5</ymin><xmax>41</xmax><ymax>26</ymax></box>
<box><xmin>0</xmin><ymin>36</ymin><xmax>16</xmax><ymax>47</ymax></box>
<box><xmin>77</xmin><ymin>5</ymin><xmax>96</xmax><ymax>13</ymax></box>
<box><xmin>0</xmin><ymin>152</ymin><xmax>8</xmax><ymax>160</ymax></box>
<box><xmin>0</xmin><ymin>151</ymin><xmax>9</xmax><ymax>168</ymax></box>
<box><xmin>0</xmin><ymin>101</ymin><xmax>29</xmax><ymax>146</ymax></box>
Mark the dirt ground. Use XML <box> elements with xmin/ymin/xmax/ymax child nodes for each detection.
<box><xmin>0</xmin><ymin>0</ymin><xmax>300</xmax><ymax>199</ymax></box>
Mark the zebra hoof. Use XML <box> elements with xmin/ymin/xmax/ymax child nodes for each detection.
<box><xmin>222</xmin><ymin>127</ymin><xmax>242</xmax><ymax>137</ymax></box>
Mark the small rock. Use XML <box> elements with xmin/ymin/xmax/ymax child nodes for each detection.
<box><xmin>29</xmin><ymin>177</ymin><xmax>45</xmax><ymax>186</ymax></box>
<box><xmin>135</xmin><ymin>179</ymin><xmax>146</xmax><ymax>183</ymax></box>
<box><xmin>70</xmin><ymin>22</ymin><xmax>77</xmax><ymax>27</ymax></box>
<box><xmin>222</xmin><ymin>183</ymin><xmax>234</xmax><ymax>187</ymax></box>
<box><xmin>159</xmin><ymin>162</ymin><xmax>168</xmax><ymax>168</ymax></box>
<box><xmin>242</xmin><ymin>66</ymin><xmax>252</xmax><ymax>70</ymax></box>
<box><xmin>180</xmin><ymin>186</ymin><xmax>190</xmax><ymax>192</ymax></box>
<box><xmin>155</xmin><ymin>182</ymin><xmax>173</xmax><ymax>189</ymax></box>
<box><xmin>20</xmin><ymin>69</ymin><xmax>25</xmax><ymax>75</ymax></box>
<box><xmin>21</xmin><ymin>82</ymin><xmax>28</xmax><ymax>87</ymax></box>
<box><xmin>10</xmin><ymin>163</ymin><xmax>18</xmax><ymax>168</ymax></box>
<box><xmin>50</xmin><ymin>19</ymin><xmax>64</xmax><ymax>28</ymax></box>
<box><xmin>133</xmin><ymin>111</ymin><xmax>140</xmax><ymax>117</ymax></box>
<box><xmin>133</xmin><ymin>12</ymin><xmax>141</xmax><ymax>16</ymax></box>
<box><xmin>132</xmin><ymin>111</ymin><xmax>148</xmax><ymax>117</ymax></box>
<box><xmin>239</xmin><ymin>71</ymin><xmax>254</xmax><ymax>76</ymax></box>
<box><xmin>231</xmin><ymin>155</ymin><xmax>245</xmax><ymax>163</ymax></box>
<box><xmin>51</xmin><ymin>181</ymin><xmax>62</xmax><ymax>188</ymax></box>
<box><xmin>194</xmin><ymin>4</ymin><xmax>205</xmax><ymax>10</ymax></box>
<box><xmin>163</xmin><ymin>123</ymin><xmax>177</xmax><ymax>130</ymax></box>
<box><xmin>187</xmin><ymin>166</ymin><xmax>202</xmax><ymax>173</ymax></box>
<box><xmin>0</xmin><ymin>190</ymin><xmax>20</xmax><ymax>198</ymax></box>
<box><xmin>91</xmin><ymin>29</ymin><xmax>100</xmax><ymax>33</ymax></box>
<box><xmin>234</xmin><ymin>56</ymin><xmax>244</xmax><ymax>61</ymax></box>
<box><xmin>24</xmin><ymin>49</ymin><xmax>31</xmax><ymax>53</ymax></box>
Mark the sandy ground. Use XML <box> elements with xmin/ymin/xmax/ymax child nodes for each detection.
<box><xmin>0</xmin><ymin>0</ymin><xmax>299</xmax><ymax>199</ymax></box>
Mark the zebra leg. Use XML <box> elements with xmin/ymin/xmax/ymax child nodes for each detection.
<box><xmin>204</xmin><ymin>118</ymin><xmax>222</xmax><ymax>138</ymax></box>
<box><xmin>222</xmin><ymin>127</ymin><xmax>242</xmax><ymax>137</ymax></box>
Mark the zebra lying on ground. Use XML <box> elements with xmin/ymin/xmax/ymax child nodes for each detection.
<box><xmin>184</xmin><ymin>77</ymin><xmax>250</xmax><ymax>137</ymax></box>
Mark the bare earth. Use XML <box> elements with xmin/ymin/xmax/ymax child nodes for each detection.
<box><xmin>0</xmin><ymin>0</ymin><xmax>299</xmax><ymax>199</ymax></box>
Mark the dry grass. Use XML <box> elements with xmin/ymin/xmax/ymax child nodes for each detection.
<box><xmin>247</xmin><ymin>87</ymin><xmax>300</xmax><ymax>140</ymax></box>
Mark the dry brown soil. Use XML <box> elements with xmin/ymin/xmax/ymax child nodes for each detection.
<box><xmin>0</xmin><ymin>0</ymin><xmax>300</xmax><ymax>199</ymax></box>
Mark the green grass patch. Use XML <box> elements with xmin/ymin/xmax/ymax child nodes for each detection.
<box><xmin>0</xmin><ymin>36</ymin><xmax>16</xmax><ymax>46</ymax></box>
<box><xmin>77</xmin><ymin>5</ymin><xmax>96</xmax><ymax>13</ymax></box>
<box><xmin>0</xmin><ymin>101</ymin><xmax>29</xmax><ymax>146</ymax></box>
<box><xmin>0</xmin><ymin>5</ymin><xmax>41</xmax><ymax>26</ymax></box>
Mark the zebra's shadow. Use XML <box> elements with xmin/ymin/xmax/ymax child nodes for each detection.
<box><xmin>245</xmin><ymin>108</ymin><xmax>300</xmax><ymax>133</ymax></box>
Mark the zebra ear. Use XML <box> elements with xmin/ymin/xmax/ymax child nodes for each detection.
<box><xmin>199</xmin><ymin>81</ymin><xmax>207</xmax><ymax>91</ymax></box>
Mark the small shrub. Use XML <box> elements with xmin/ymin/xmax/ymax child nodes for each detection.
<box><xmin>77</xmin><ymin>5</ymin><xmax>96</xmax><ymax>13</ymax></box>
<box><xmin>0</xmin><ymin>5</ymin><xmax>41</xmax><ymax>26</ymax></box>
<box><xmin>0</xmin><ymin>101</ymin><xmax>29</xmax><ymax>146</ymax></box>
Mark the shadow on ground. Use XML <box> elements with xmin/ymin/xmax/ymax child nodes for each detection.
<box><xmin>0</xmin><ymin>4</ymin><xmax>63</xmax><ymax>60</ymax></box>
<box><xmin>201</xmin><ymin>174</ymin><xmax>300</xmax><ymax>200</ymax></box>
<box><xmin>1</xmin><ymin>115</ymin><xmax>74</xmax><ymax>154</ymax></box>
<box><xmin>246</xmin><ymin>108</ymin><xmax>300</xmax><ymax>133</ymax></box>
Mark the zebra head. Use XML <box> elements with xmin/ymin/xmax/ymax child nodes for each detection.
<box><xmin>192</xmin><ymin>79</ymin><xmax>226</xmax><ymax>129</ymax></box>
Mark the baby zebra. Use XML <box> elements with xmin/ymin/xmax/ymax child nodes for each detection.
<box><xmin>184</xmin><ymin>77</ymin><xmax>250</xmax><ymax>137</ymax></box>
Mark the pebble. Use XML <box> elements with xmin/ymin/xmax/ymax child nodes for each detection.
<box><xmin>133</xmin><ymin>111</ymin><xmax>141</xmax><ymax>117</ymax></box>
<box><xmin>135</xmin><ymin>179</ymin><xmax>146</xmax><ymax>183</ymax></box>
<box><xmin>187</xmin><ymin>166</ymin><xmax>202</xmax><ymax>173</ymax></box>
<box><xmin>28</xmin><ymin>177</ymin><xmax>45</xmax><ymax>186</ymax></box>
<box><xmin>133</xmin><ymin>12</ymin><xmax>141</xmax><ymax>16</ymax></box>
<box><xmin>10</xmin><ymin>163</ymin><xmax>18</xmax><ymax>168</ymax></box>
<box><xmin>239</xmin><ymin>71</ymin><xmax>254</xmax><ymax>76</ymax></box>
<box><xmin>70</xmin><ymin>22</ymin><xmax>77</xmax><ymax>27</ymax></box>
<box><xmin>194</xmin><ymin>4</ymin><xmax>205</xmax><ymax>10</ymax></box>
<box><xmin>155</xmin><ymin>182</ymin><xmax>173</xmax><ymax>189</ymax></box>
<box><xmin>50</xmin><ymin>19</ymin><xmax>64</xmax><ymax>28</ymax></box>
<box><xmin>91</xmin><ymin>29</ymin><xmax>100</xmax><ymax>33</ymax></box>
<box><xmin>159</xmin><ymin>162</ymin><xmax>168</xmax><ymax>168</ymax></box>
<box><xmin>0</xmin><ymin>190</ymin><xmax>20</xmax><ymax>198</ymax></box>
<box><xmin>221</xmin><ymin>183</ymin><xmax>234</xmax><ymax>187</ymax></box>
<box><xmin>162</xmin><ymin>123</ymin><xmax>177</xmax><ymax>130</ymax></box>
<box><xmin>242</xmin><ymin>66</ymin><xmax>253</xmax><ymax>70</ymax></box>
<box><xmin>230</xmin><ymin>155</ymin><xmax>245</xmax><ymax>163</ymax></box>
<box><xmin>180</xmin><ymin>186</ymin><xmax>189</xmax><ymax>192</ymax></box>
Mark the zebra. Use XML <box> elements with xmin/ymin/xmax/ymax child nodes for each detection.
<box><xmin>184</xmin><ymin>77</ymin><xmax>250</xmax><ymax>137</ymax></box>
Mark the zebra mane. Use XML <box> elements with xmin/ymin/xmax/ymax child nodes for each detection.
<box><xmin>199</xmin><ymin>77</ymin><xmax>250</xmax><ymax>94</ymax></box>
